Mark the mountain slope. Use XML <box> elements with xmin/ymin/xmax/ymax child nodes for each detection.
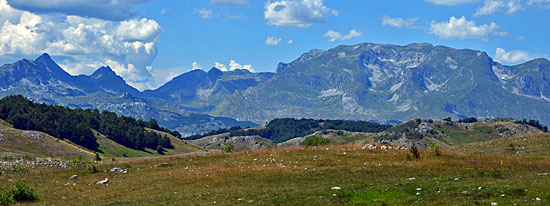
<box><xmin>211</xmin><ymin>43</ymin><xmax>550</xmax><ymax>124</ymax></box>
<box><xmin>143</xmin><ymin>68</ymin><xmax>274</xmax><ymax>113</ymax></box>
<box><xmin>0</xmin><ymin>54</ymin><xmax>257</xmax><ymax>135</ymax></box>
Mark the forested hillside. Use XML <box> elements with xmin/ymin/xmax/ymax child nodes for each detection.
<box><xmin>186</xmin><ymin>118</ymin><xmax>391</xmax><ymax>143</ymax></box>
<box><xmin>0</xmin><ymin>95</ymin><xmax>178</xmax><ymax>151</ymax></box>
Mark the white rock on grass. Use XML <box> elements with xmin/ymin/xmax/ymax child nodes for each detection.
<box><xmin>331</xmin><ymin>187</ymin><xmax>341</xmax><ymax>190</ymax></box>
<box><xmin>70</xmin><ymin>175</ymin><xmax>78</xmax><ymax>179</ymax></box>
<box><xmin>111</xmin><ymin>168</ymin><xmax>120</xmax><ymax>172</ymax></box>
<box><xmin>491</xmin><ymin>202</ymin><xmax>498</xmax><ymax>206</ymax></box>
<box><xmin>96</xmin><ymin>178</ymin><xmax>109</xmax><ymax>185</ymax></box>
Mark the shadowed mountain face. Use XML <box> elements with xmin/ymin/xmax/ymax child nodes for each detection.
<box><xmin>143</xmin><ymin>68</ymin><xmax>274</xmax><ymax>113</ymax></box>
<box><xmin>0</xmin><ymin>54</ymin><xmax>257</xmax><ymax>136</ymax></box>
<box><xmin>2</xmin><ymin>42</ymin><xmax>550</xmax><ymax>133</ymax></box>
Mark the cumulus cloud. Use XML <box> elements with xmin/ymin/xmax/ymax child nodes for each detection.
<box><xmin>266</xmin><ymin>36</ymin><xmax>283</xmax><ymax>46</ymax></box>
<box><xmin>215</xmin><ymin>62</ymin><xmax>228</xmax><ymax>71</ymax></box>
<box><xmin>287</xmin><ymin>39</ymin><xmax>294</xmax><ymax>44</ymax></box>
<box><xmin>323</xmin><ymin>29</ymin><xmax>363</xmax><ymax>42</ymax></box>
<box><xmin>381</xmin><ymin>15</ymin><xmax>418</xmax><ymax>28</ymax></box>
<box><xmin>474</xmin><ymin>0</ymin><xmax>523</xmax><ymax>17</ymax></box>
<box><xmin>214</xmin><ymin>60</ymin><xmax>254</xmax><ymax>72</ymax></box>
<box><xmin>0</xmin><ymin>0</ymin><xmax>161</xmax><ymax>90</ymax></box>
<box><xmin>194</xmin><ymin>8</ymin><xmax>213</xmax><ymax>19</ymax></box>
<box><xmin>6</xmin><ymin>0</ymin><xmax>150</xmax><ymax>21</ymax></box>
<box><xmin>429</xmin><ymin>16</ymin><xmax>507</xmax><ymax>41</ymax></box>
<box><xmin>210</xmin><ymin>0</ymin><xmax>250</xmax><ymax>7</ymax></box>
<box><xmin>494</xmin><ymin>48</ymin><xmax>536</xmax><ymax>63</ymax></box>
<box><xmin>425</xmin><ymin>0</ymin><xmax>479</xmax><ymax>5</ymax></box>
<box><xmin>264</xmin><ymin>0</ymin><xmax>332</xmax><ymax>28</ymax></box>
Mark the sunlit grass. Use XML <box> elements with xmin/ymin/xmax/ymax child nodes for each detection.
<box><xmin>0</xmin><ymin>145</ymin><xmax>548</xmax><ymax>205</ymax></box>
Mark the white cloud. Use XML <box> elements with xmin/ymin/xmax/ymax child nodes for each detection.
<box><xmin>528</xmin><ymin>0</ymin><xmax>550</xmax><ymax>7</ymax></box>
<box><xmin>229</xmin><ymin>60</ymin><xmax>254</xmax><ymax>72</ymax></box>
<box><xmin>194</xmin><ymin>8</ymin><xmax>213</xmax><ymax>19</ymax></box>
<box><xmin>0</xmin><ymin>0</ymin><xmax>161</xmax><ymax>90</ymax></box>
<box><xmin>116</xmin><ymin>18</ymin><xmax>161</xmax><ymax>42</ymax></box>
<box><xmin>264</xmin><ymin>0</ymin><xmax>332</xmax><ymax>28</ymax></box>
<box><xmin>215</xmin><ymin>62</ymin><xmax>227</xmax><ymax>71</ymax></box>
<box><xmin>331</xmin><ymin>10</ymin><xmax>339</xmax><ymax>16</ymax></box>
<box><xmin>210</xmin><ymin>0</ymin><xmax>250</xmax><ymax>7</ymax></box>
<box><xmin>6</xmin><ymin>0</ymin><xmax>150</xmax><ymax>21</ymax></box>
<box><xmin>192</xmin><ymin>62</ymin><xmax>202</xmax><ymax>70</ymax></box>
<box><xmin>429</xmin><ymin>16</ymin><xmax>507</xmax><ymax>41</ymax></box>
<box><xmin>214</xmin><ymin>60</ymin><xmax>254</xmax><ymax>72</ymax></box>
<box><xmin>474</xmin><ymin>0</ymin><xmax>523</xmax><ymax>17</ymax></box>
<box><xmin>266</xmin><ymin>36</ymin><xmax>282</xmax><ymax>46</ymax></box>
<box><xmin>323</xmin><ymin>29</ymin><xmax>363</xmax><ymax>42</ymax></box>
<box><xmin>425</xmin><ymin>0</ymin><xmax>479</xmax><ymax>5</ymax></box>
<box><xmin>381</xmin><ymin>15</ymin><xmax>418</xmax><ymax>28</ymax></box>
<box><xmin>287</xmin><ymin>39</ymin><xmax>294</xmax><ymax>44</ymax></box>
<box><xmin>517</xmin><ymin>36</ymin><xmax>526</xmax><ymax>41</ymax></box>
<box><xmin>495</xmin><ymin>48</ymin><xmax>535</xmax><ymax>63</ymax></box>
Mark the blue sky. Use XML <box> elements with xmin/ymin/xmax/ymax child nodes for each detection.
<box><xmin>0</xmin><ymin>0</ymin><xmax>549</xmax><ymax>90</ymax></box>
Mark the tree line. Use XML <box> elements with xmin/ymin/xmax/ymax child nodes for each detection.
<box><xmin>0</xmin><ymin>95</ymin><xmax>176</xmax><ymax>151</ymax></box>
<box><xmin>226</xmin><ymin>118</ymin><xmax>391</xmax><ymax>143</ymax></box>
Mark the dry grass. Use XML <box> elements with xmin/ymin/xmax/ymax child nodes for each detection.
<box><xmin>451</xmin><ymin>133</ymin><xmax>550</xmax><ymax>156</ymax></box>
<box><xmin>0</xmin><ymin>144</ymin><xmax>548</xmax><ymax>205</ymax></box>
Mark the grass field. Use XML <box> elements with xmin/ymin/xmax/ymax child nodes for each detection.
<box><xmin>0</xmin><ymin>143</ymin><xmax>548</xmax><ymax>205</ymax></box>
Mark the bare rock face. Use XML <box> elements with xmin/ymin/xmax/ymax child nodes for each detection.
<box><xmin>0</xmin><ymin>133</ymin><xmax>3</xmax><ymax>142</ymax></box>
<box><xmin>22</xmin><ymin>131</ymin><xmax>43</xmax><ymax>140</ymax></box>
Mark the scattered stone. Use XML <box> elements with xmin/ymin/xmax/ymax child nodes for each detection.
<box><xmin>70</xmin><ymin>175</ymin><xmax>78</xmax><ymax>179</ymax></box>
<box><xmin>331</xmin><ymin>187</ymin><xmax>341</xmax><ymax>190</ymax></box>
<box><xmin>491</xmin><ymin>202</ymin><xmax>498</xmax><ymax>206</ymax></box>
<box><xmin>111</xmin><ymin>168</ymin><xmax>120</xmax><ymax>172</ymax></box>
<box><xmin>454</xmin><ymin>178</ymin><xmax>460</xmax><ymax>181</ymax></box>
<box><xmin>332</xmin><ymin>194</ymin><xmax>337</xmax><ymax>197</ymax></box>
<box><xmin>96</xmin><ymin>178</ymin><xmax>109</xmax><ymax>185</ymax></box>
<box><xmin>22</xmin><ymin>131</ymin><xmax>43</xmax><ymax>140</ymax></box>
<box><xmin>416</xmin><ymin>192</ymin><xmax>421</xmax><ymax>196</ymax></box>
<box><xmin>416</xmin><ymin>188</ymin><xmax>422</xmax><ymax>191</ymax></box>
<box><xmin>536</xmin><ymin>197</ymin><xmax>541</xmax><ymax>201</ymax></box>
<box><xmin>237</xmin><ymin>198</ymin><xmax>245</xmax><ymax>201</ymax></box>
<box><xmin>462</xmin><ymin>191</ymin><xmax>469</xmax><ymax>194</ymax></box>
<box><xmin>408</xmin><ymin>177</ymin><xmax>416</xmax><ymax>180</ymax></box>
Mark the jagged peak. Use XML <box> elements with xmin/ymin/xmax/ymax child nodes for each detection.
<box><xmin>91</xmin><ymin>66</ymin><xmax>118</xmax><ymax>79</ymax></box>
<box><xmin>35</xmin><ymin>53</ymin><xmax>53</xmax><ymax>63</ymax></box>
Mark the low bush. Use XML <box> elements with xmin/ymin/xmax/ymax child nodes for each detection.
<box><xmin>0</xmin><ymin>183</ymin><xmax>39</xmax><ymax>205</ymax></box>
<box><xmin>302</xmin><ymin>136</ymin><xmax>331</xmax><ymax>146</ymax></box>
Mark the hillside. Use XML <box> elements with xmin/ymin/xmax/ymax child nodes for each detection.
<box><xmin>1</xmin><ymin>144</ymin><xmax>549</xmax><ymax>205</ymax></box>
<box><xmin>450</xmin><ymin>133</ymin><xmax>550</xmax><ymax>156</ymax></box>
<box><xmin>190</xmin><ymin>117</ymin><xmax>545</xmax><ymax>151</ymax></box>
<box><xmin>0</xmin><ymin>123</ymin><xmax>93</xmax><ymax>159</ymax></box>
<box><xmin>374</xmin><ymin>118</ymin><xmax>544</xmax><ymax>147</ymax></box>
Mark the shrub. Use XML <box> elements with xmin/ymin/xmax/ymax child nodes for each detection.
<box><xmin>156</xmin><ymin>145</ymin><xmax>165</xmax><ymax>155</ymax></box>
<box><xmin>409</xmin><ymin>145</ymin><xmax>420</xmax><ymax>159</ymax></box>
<box><xmin>94</xmin><ymin>153</ymin><xmax>101</xmax><ymax>161</ymax></box>
<box><xmin>430</xmin><ymin>143</ymin><xmax>441</xmax><ymax>156</ymax></box>
<box><xmin>302</xmin><ymin>136</ymin><xmax>331</xmax><ymax>146</ymax></box>
<box><xmin>222</xmin><ymin>142</ymin><xmax>234</xmax><ymax>153</ymax></box>
<box><xmin>0</xmin><ymin>183</ymin><xmax>39</xmax><ymax>205</ymax></box>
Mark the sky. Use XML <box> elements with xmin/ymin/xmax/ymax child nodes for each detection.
<box><xmin>0</xmin><ymin>0</ymin><xmax>549</xmax><ymax>90</ymax></box>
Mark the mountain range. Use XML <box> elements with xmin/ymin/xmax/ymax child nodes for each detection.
<box><xmin>1</xmin><ymin>42</ymin><xmax>550</xmax><ymax>135</ymax></box>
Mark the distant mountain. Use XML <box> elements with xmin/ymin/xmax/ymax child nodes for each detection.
<box><xmin>3</xmin><ymin>42</ymin><xmax>550</xmax><ymax>134</ymax></box>
<box><xmin>143</xmin><ymin>68</ymin><xmax>274</xmax><ymax>113</ymax></box>
<box><xmin>210</xmin><ymin>43</ymin><xmax>550</xmax><ymax>124</ymax></box>
<box><xmin>0</xmin><ymin>54</ymin><xmax>257</xmax><ymax>136</ymax></box>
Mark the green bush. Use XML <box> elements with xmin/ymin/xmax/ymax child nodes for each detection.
<box><xmin>430</xmin><ymin>143</ymin><xmax>441</xmax><ymax>156</ymax></box>
<box><xmin>302</xmin><ymin>136</ymin><xmax>331</xmax><ymax>146</ymax></box>
<box><xmin>0</xmin><ymin>183</ymin><xmax>39</xmax><ymax>205</ymax></box>
<box><xmin>222</xmin><ymin>142</ymin><xmax>234</xmax><ymax>153</ymax></box>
